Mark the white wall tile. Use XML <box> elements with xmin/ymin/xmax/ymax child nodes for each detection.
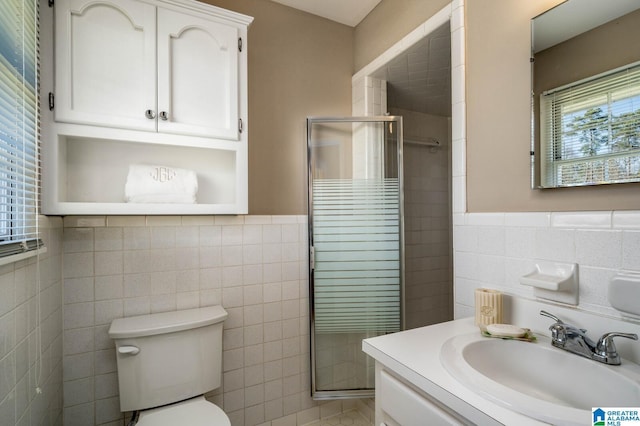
<box><xmin>466</xmin><ymin>213</ymin><xmax>505</xmax><ymax>227</ymax></box>
<box><xmin>576</xmin><ymin>230</ymin><xmax>622</xmax><ymax>269</ymax></box>
<box><xmin>94</xmin><ymin>252</ymin><xmax>123</xmax><ymax>277</ymax></box>
<box><xmin>504</xmin><ymin>212</ymin><xmax>551</xmax><ymax>228</ymax></box>
<box><xmin>551</xmin><ymin>212</ymin><xmax>612</xmax><ymax>229</ymax></box>
<box><xmin>63</xmin><ymin>328</ymin><xmax>93</xmax><ymax>355</ymax></box>
<box><xmin>175</xmin><ymin>226</ymin><xmax>199</xmax><ymax>248</ymax></box>
<box><xmin>123</xmin><ymin>227</ymin><xmax>149</xmax><ymax>250</ymax></box>
<box><xmin>94</xmin><ymin>228</ymin><xmax>123</xmax><ymax>252</ymax></box>
<box><xmin>63</xmin><ymin>377</ymin><xmax>93</xmax><ymax>407</ymax></box>
<box><xmin>64</xmin><ymin>303</ymin><xmax>94</xmax><ymax>330</ymax></box>
<box><xmin>199</xmin><ymin>226</ymin><xmax>222</xmax><ymax>246</ymax></box>
<box><xmin>63</xmin><ymin>253</ymin><xmax>94</xmax><ymax>279</ymax></box>
<box><xmin>150</xmin><ymin>294</ymin><xmax>177</xmax><ymax>313</ymax></box>
<box><xmin>534</xmin><ymin>228</ymin><xmax>576</xmax><ymax>263</ymax></box>
<box><xmin>58</xmin><ymin>216</ymin><xmax>321</xmax><ymax>426</ymax></box>
<box><xmin>63</xmin><ymin>402</ymin><xmax>94</xmax><ymax>426</ymax></box>
<box><xmin>63</xmin><ymin>228</ymin><xmax>94</xmax><ymax>253</ymax></box>
<box><xmin>65</xmin><ymin>216</ymin><xmax>106</xmax><ymax>228</ymax></box>
<box><xmin>476</xmin><ymin>227</ymin><xmax>505</xmax><ymax>256</ymax></box>
<box><xmin>146</xmin><ymin>216</ymin><xmax>181</xmax><ymax>227</ymax></box>
<box><xmin>504</xmin><ymin>227</ymin><xmax>536</xmax><ymax>260</ymax></box>
<box><xmin>94</xmin><ymin>276</ymin><xmax>123</xmax><ymax>301</ymax></box>
<box><xmin>123</xmin><ymin>297</ymin><xmax>150</xmax><ymax>317</ymax></box>
<box><xmin>181</xmin><ymin>216</ymin><xmax>214</xmax><ymax>226</ymax></box>
<box><xmin>622</xmin><ymin>231</ymin><xmax>640</xmax><ymax>271</ymax></box>
<box><xmin>613</xmin><ymin>212</ymin><xmax>640</xmax><ymax>229</ymax></box>
<box><xmin>64</xmin><ymin>278</ymin><xmax>94</xmax><ymax>304</ymax></box>
<box><xmin>149</xmin><ymin>227</ymin><xmax>176</xmax><ymax>248</ymax></box>
<box><xmin>94</xmin><ymin>300</ymin><xmax>123</xmax><ymax>326</ymax></box>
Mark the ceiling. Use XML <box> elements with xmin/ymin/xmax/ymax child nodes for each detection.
<box><xmin>373</xmin><ymin>23</ymin><xmax>451</xmax><ymax>117</ymax></box>
<box><xmin>270</xmin><ymin>1</ymin><xmax>452</xmax><ymax>117</ymax></box>
<box><xmin>269</xmin><ymin>0</ymin><xmax>382</xmax><ymax>27</ymax></box>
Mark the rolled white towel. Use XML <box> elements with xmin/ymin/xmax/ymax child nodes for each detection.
<box><xmin>125</xmin><ymin>164</ymin><xmax>198</xmax><ymax>204</ymax></box>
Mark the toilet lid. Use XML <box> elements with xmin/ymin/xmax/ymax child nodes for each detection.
<box><xmin>136</xmin><ymin>396</ymin><xmax>230</xmax><ymax>426</ymax></box>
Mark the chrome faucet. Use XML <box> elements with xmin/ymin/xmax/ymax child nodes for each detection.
<box><xmin>540</xmin><ymin>310</ymin><xmax>638</xmax><ymax>365</ymax></box>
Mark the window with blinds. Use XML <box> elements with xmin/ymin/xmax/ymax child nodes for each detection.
<box><xmin>0</xmin><ymin>0</ymin><xmax>43</xmax><ymax>257</ymax></box>
<box><xmin>540</xmin><ymin>62</ymin><xmax>640</xmax><ymax>187</ymax></box>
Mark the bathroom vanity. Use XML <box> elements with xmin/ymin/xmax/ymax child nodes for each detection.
<box><xmin>363</xmin><ymin>296</ymin><xmax>640</xmax><ymax>426</ymax></box>
<box><xmin>41</xmin><ymin>0</ymin><xmax>252</xmax><ymax>215</ymax></box>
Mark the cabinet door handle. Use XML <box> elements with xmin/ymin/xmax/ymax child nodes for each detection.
<box><xmin>145</xmin><ymin>109</ymin><xmax>156</xmax><ymax>119</ymax></box>
<box><xmin>159</xmin><ymin>111</ymin><xmax>169</xmax><ymax>121</ymax></box>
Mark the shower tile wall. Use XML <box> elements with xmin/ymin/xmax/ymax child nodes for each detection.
<box><xmin>391</xmin><ymin>108</ymin><xmax>453</xmax><ymax>329</ymax></box>
<box><xmin>60</xmin><ymin>215</ymin><xmax>369</xmax><ymax>426</ymax></box>
<box><xmin>0</xmin><ymin>216</ymin><xmax>64</xmax><ymax>426</ymax></box>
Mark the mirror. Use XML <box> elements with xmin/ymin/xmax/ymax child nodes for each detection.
<box><xmin>531</xmin><ymin>0</ymin><xmax>640</xmax><ymax>188</ymax></box>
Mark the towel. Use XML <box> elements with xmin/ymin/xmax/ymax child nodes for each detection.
<box><xmin>125</xmin><ymin>164</ymin><xmax>198</xmax><ymax>204</ymax></box>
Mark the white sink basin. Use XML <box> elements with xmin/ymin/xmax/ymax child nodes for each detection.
<box><xmin>441</xmin><ymin>332</ymin><xmax>640</xmax><ymax>425</ymax></box>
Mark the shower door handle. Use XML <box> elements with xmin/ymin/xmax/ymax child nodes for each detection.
<box><xmin>310</xmin><ymin>246</ymin><xmax>315</xmax><ymax>271</ymax></box>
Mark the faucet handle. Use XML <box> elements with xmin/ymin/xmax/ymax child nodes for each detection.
<box><xmin>540</xmin><ymin>310</ymin><xmax>564</xmax><ymax>324</ymax></box>
<box><xmin>595</xmin><ymin>332</ymin><xmax>639</xmax><ymax>365</ymax></box>
<box><xmin>548</xmin><ymin>323</ymin><xmax>567</xmax><ymax>344</ymax></box>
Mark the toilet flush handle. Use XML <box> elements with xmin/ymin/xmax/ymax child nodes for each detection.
<box><xmin>118</xmin><ymin>345</ymin><xmax>140</xmax><ymax>355</ymax></box>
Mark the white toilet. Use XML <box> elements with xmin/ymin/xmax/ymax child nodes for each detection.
<box><xmin>108</xmin><ymin>306</ymin><xmax>231</xmax><ymax>425</ymax></box>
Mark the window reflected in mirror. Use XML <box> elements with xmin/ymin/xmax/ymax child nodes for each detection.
<box><xmin>531</xmin><ymin>0</ymin><xmax>640</xmax><ymax>188</ymax></box>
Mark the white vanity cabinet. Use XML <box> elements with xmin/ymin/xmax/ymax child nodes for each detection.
<box><xmin>377</xmin><ymin>366</ymin><xmax>471</xmax><ymax>426</ymax></box>
<box><xmin>43</xmin><ymin>0</ymin><xmax>253</xmax><ymax>215</ymax></box>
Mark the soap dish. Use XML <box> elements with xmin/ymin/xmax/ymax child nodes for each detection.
<box><xmin>520</xmin><ymin>261</ymin><xmax>578</xmax><ymax>305</ymax></box>
<box><xmin>481</xmin><ymin>324</ymin><xmax>537</xmax><ymax>342</ymax></box>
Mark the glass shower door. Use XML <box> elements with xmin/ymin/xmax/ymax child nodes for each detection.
<box><xmin>307</xmin><ymin>116</ymin><xmax>404</xmax><ymax>399</ymax></box>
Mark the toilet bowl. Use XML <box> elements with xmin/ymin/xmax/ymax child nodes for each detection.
<box><xmin>108</xmin><ymin>306</ymin><xmax>230</xmax><ymax>425</ymax></box>
<box><xmin>136</xmin><ymin>396</ymin><xmax>230</xmax><ymax>426</ymax></box>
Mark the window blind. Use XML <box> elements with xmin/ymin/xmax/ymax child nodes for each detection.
<box><xmin>540</xmin><ymin>62</ymin><xmax>640</xmax><ymax>187</ymax></box>
<box><xmin>0</xmin><ymin>0</ymin><xmax>43</xmax><ymax>255</ymax></box>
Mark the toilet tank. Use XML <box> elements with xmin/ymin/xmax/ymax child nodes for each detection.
<box><xmin>108</xmin><ymin>306</ymin><xmax>228</xmax><ymax>412</ymax></box>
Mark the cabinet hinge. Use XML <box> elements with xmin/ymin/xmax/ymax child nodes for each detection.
<box><xmin>238</xmin><ymin>118</ymin><xmax>243</xmax><ymax>133</ymax></box>
<box><xmin>238</xmin><ymin>37</ymin><xmax>243</xmax><ymax>53</ymax></box>
<box><xmin>48</xmin><ymin>92</ymin><xmax>54</xmax><ymax>111</ymax></box>
<box><xmin>48</xmin><ymin>0</ymin><xmax>54</xmax><ymax>7</ymax></box>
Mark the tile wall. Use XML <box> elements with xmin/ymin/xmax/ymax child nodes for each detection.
<box><xmin>391</xmin><ymin>107</ymin><xmax>453</xmax><ymax>329</ymax></box>
<box><xmin>453</xmin><ymin>211</ymin><xmax>640</xmax><ymax>320</ymax></box>
<box><xmin>60</xmin><ymin>215</ymin><xmax>371</xmax><ymax>426</ymax></box>
<box><xmin>0</xmin><ymin>216</ymin><xmax>64</xmax><ymax>426</ymax></box>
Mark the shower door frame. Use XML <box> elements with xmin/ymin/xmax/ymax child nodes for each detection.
<box><xmin>307</xmin><ymin>115</ymin><xmax>405</xmax><ymax>400</ymax></box>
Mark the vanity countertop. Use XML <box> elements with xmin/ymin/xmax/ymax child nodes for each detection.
<box><xmin>363</xmin><ymin>295</ymin><xmax>640</xmax><ymax>425</ymax></box>
<box><xmin>363</xmin><ymin>316</ymin><xmax>545</xmax><ymax>425</ymax></box>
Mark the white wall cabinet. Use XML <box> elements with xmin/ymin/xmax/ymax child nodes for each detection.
<box><xmin>43</xmin><ymin>0</ymin><xmax>253</xmax><ymax>215</ymax></box>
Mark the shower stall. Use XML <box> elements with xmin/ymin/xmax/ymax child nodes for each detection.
<box><xmin>307</xmin><ymin>116</ymin><xmax>404</xmax><ymax>399</ymax></box>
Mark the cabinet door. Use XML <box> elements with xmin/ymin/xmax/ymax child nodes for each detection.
<box><xmin>157</xmin><ymin>8</ymin><xmax>240</xmax><ymax>139</ymax></box>
<box><xmin>55</xmin><ymin>0</ymin><xmax>157</xmax><ymax>131</ymax></box>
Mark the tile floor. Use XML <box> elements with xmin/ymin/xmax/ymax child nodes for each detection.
<box><xmin>305</xmin><ymin>410</ymin><xmax>372</xmax><ymax>426</ymax></box>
